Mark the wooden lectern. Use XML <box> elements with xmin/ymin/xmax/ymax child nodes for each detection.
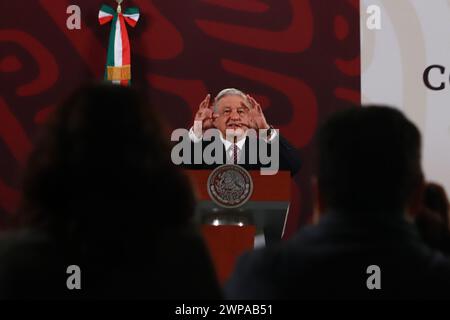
<box><xmin>185</xmin><ymin>170</ymin><xmax>291</xmax><ymax>284</ymax></box>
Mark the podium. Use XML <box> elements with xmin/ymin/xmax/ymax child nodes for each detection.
<box><xmin>185</xmin><ymin>169</ymin><xmax>291</xmax><ymax>284</ymax></box>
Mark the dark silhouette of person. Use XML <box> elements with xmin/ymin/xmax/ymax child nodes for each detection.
<box><xmin>423</xmin><ymin>183</ymin><xmax>449</xmax><ymax>228</ymax></box>
<box><xmin>415</xmin><ymin>183</ymin><xmax>450</xmax><ymax>255</ymax></box>
<box><xmin>225</xmin><ymin>106</ymin><xmax>450</xmax><ymax>299</ymax></box>
<box><xmin>0</xmin><ymin>83</ymin><xmax>221</xmax><ymax>299</ymax></box>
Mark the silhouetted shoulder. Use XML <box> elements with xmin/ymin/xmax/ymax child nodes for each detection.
<box><xmin>0</xmin><ymin>229</ymin><xmax>66</xmax><ymax>299</ymax></box>
<box><xmin>151</xmin><ymin>225</ymin><xmax>223</xmax><ymax>300</ymax></box>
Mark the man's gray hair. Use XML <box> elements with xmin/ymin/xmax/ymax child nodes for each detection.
<box><xmin>213</xmin><ymin>88</ymin><xmax>249</xmax><ymax>112</ymax></box>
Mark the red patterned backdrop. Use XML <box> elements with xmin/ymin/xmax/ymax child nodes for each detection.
<box><xmin>0</xmin><ymin>0</ymin><xmax>360</xmax><ymax>236</ymax></box>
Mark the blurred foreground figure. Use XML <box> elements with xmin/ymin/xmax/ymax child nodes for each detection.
<box><xmin>415</xmin><ymin>183</ymin><xmax>450</xmax><ymax>255</ymax></box>
<box><xmin>0</xmin><ymin>83</ymin><xmax>221</xmax><ymax>299</ymax></box>
<box><xmin>226</xmin><ymin>106</ymin><xmax>450</xmax><ymax>299</ymax></box>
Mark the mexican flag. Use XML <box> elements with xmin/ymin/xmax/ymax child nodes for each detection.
<box><xmin>99</xmin><ymin>4</ymin><xmax>140</xmax><ymax>86</ymax></box>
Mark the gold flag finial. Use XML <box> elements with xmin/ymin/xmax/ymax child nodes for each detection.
<box><xmin>116</xmin><ymin>0</ymin><xmax>123</xmax><ymax>13</ymax></box>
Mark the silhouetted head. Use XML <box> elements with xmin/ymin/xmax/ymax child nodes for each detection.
<box><xmin>18</xmin><ymin>83</ymin><xmax>195</xmax><ymax>248</ymax></box>
<box><xmin>317</xmin><ymin>106</ymin><xmax>423</xmax><ymax>217</ymax></box>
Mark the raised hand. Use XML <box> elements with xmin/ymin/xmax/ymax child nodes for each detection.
<box><xmin>193</xmin><ymin>94</ymin><xmax>215</xmax><ymax>137</ymax></box>
<box><xmin>246</xmin><ymin>94</ymin><xmax>270</xmax><ymax>130</ymax></box>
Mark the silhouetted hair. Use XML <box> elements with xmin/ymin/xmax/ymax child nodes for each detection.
<box><xmin>18</xmin><ymin>83</ymin><xmax>195</xmax><ymax>248</ymax></box>
<box><xmin>318</xmin><ymin>106</ymin><xmax>423</xmax><ymax>215</ymax></box>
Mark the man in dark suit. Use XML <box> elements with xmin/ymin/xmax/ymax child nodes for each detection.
<box><xmin>180</xmin><ymin>88</ymin><xmax>301</xmax><ymax>176</ymax></box>
<box><xmin>225</xmin><ymin>106</ymin><xmax>450</xmax><ymax>299</ymax></box>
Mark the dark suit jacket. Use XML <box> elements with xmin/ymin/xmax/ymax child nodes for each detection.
<box><xmin>225</xmin><ymin>211</ymin><xmax>450</xmax><ymax>299</ymax></box>
<box><xmin>180</xmin><ymin>134</ymin><xmax>301</xmax><ymax>177</ymax></box>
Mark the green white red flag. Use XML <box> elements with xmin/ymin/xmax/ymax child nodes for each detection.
<box><xmin>99</xmin><ymin>4</ymin><xmax>139</xmax><ymax>86</ymax></box>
